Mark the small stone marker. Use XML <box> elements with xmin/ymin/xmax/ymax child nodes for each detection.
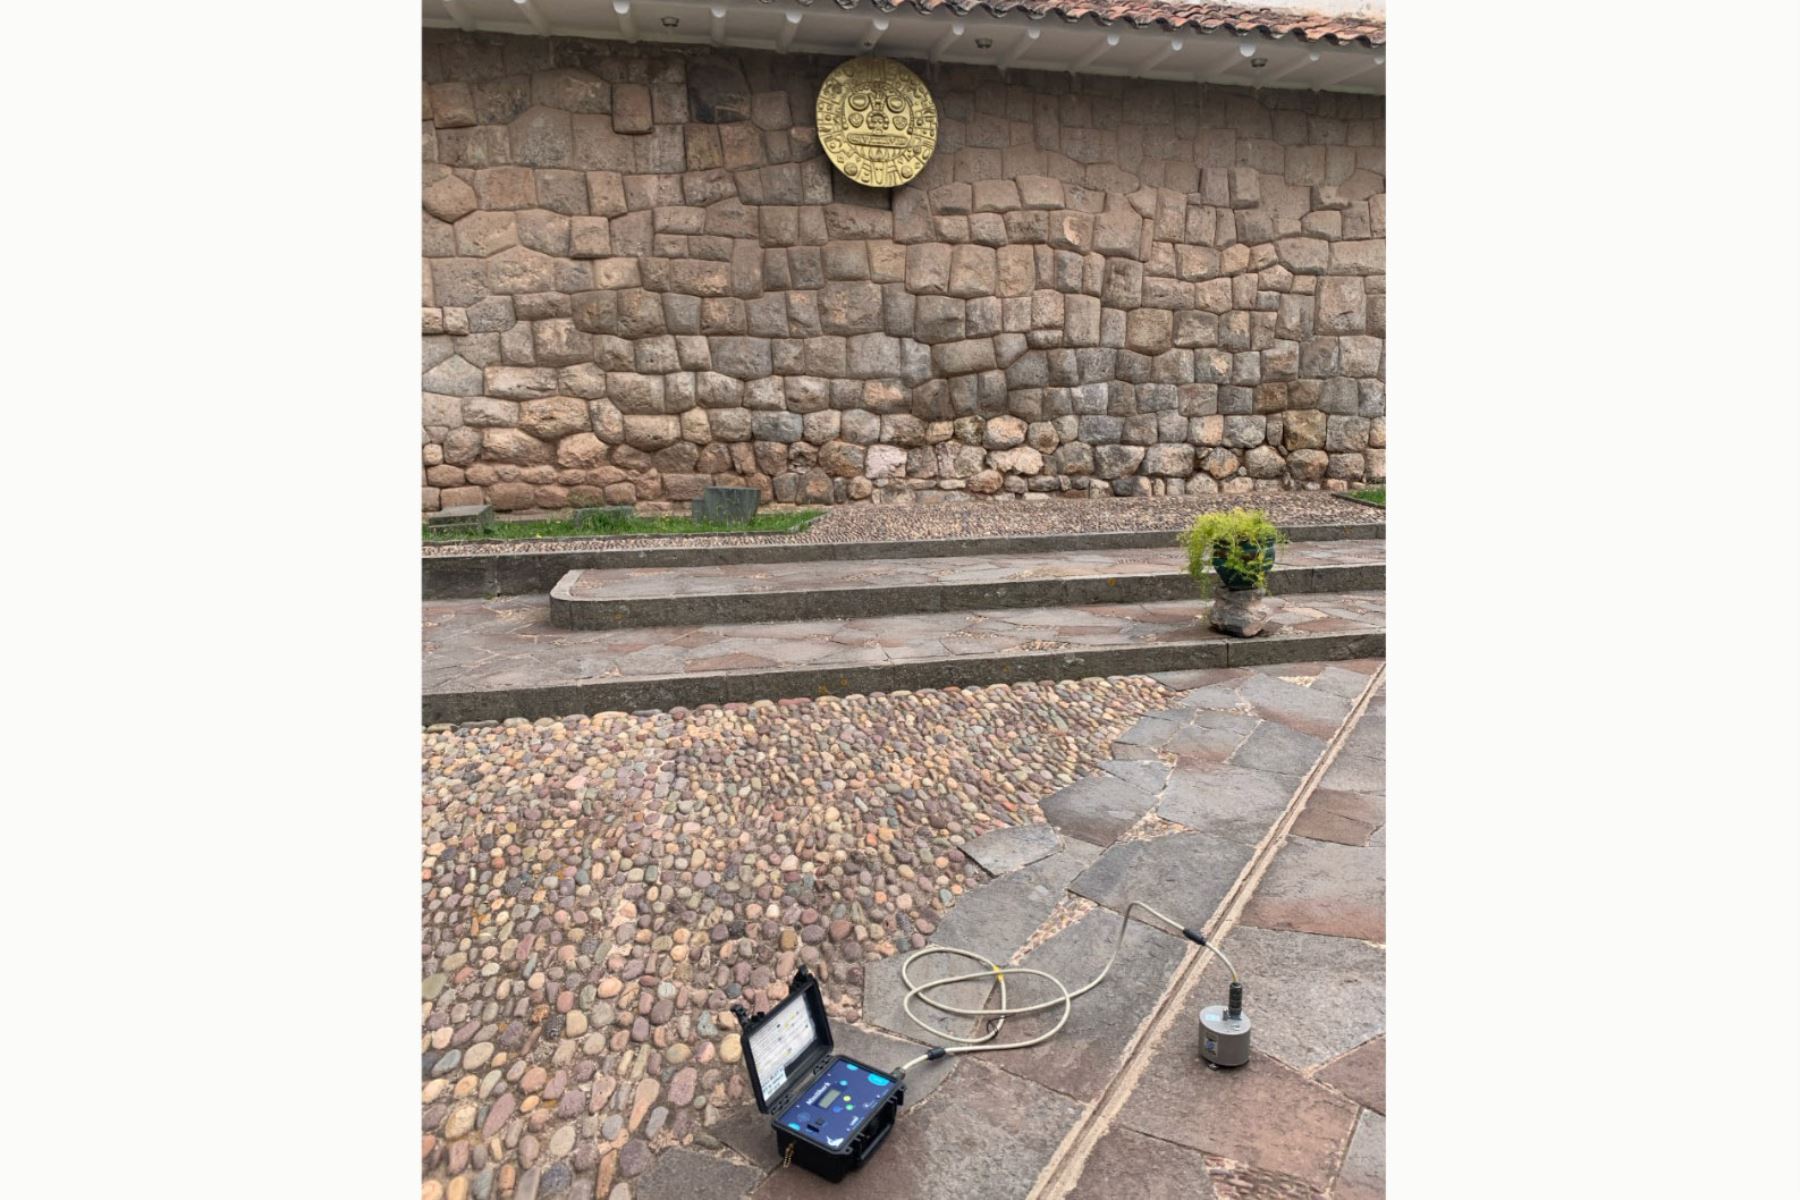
<box><xmin>690</xmin><ymin>486</ymin><xmax>759</xmax><ymax>525</ymax></box>
<box><xmin>1209</xmin><ymin>587</ymin><xmax>1278</xmax><ymax>637</ymax></box>
<box><xmin>427</xmin><ymin>503</ymin><xmax>493</xmax><ymax>530</ymax></box>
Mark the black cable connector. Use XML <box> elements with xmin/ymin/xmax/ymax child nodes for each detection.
<box><xmin>1182</xmin><ymin>927</ymin><xmax>1209</xmax><ymax>946</ymax></box>
<box><xmin>925</xmin><ymin>1047</ymin><xmax>947</xmax><ymax>1061</ymax></box>
<box><xmin>1227</xmin><ymin>981</ymin><xmax>1244</xmax><ymax>1019</ymax></box>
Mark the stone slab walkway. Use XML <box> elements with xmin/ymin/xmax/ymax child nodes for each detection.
<box><xmin>686</xmin><ymin>660</ymin><xmax>1388</xmax><ymax>1200</ymax></box>
<box><xmin>550</xmin><ymin>542</ymin><xmax>1384</xmax><ymax>629</ymax></box>
<box><xmin>1060</xmin><ymin>679</ymin><xmax>1386</xmax><ymax>1200</ymax></box>
<box><xmin>424</xmin><ymin>591</ymin><xmax>1385</xmax><ymax>721</ymax></box>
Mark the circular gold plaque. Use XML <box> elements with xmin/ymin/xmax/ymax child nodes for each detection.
<box><xmin>816</xmin><ymin>57</ymin><xmax>938</xmax><ymax>189</ymax></box>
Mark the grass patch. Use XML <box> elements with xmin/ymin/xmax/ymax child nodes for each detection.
<box><xmin>1348</xmin><ymin>485</ymin><xmax>1385</xmax><ymax>506</ymax></box>
<box><xmin>423</xmin><ymin>508</ymin><xmax>823</xmax><ymax>543</ymax></box>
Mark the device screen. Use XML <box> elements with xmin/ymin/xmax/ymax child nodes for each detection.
<box><xmin>749</xmin><ymin>995</ymin><xmax>817</xmax><ymax>1101</ymax></box>
<box><xmin>774</xmin><ymin>1059</ymin><xmax>898</xmax><ymax>1151</ymax></box>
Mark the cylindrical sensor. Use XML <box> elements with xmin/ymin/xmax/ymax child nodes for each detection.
<box><xmin>1199</xmin><ymin>1003</ymin><xmax>1252</xmax><ymax>1068</ymax></box>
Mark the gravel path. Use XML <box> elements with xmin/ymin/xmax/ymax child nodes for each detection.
<box><xmin>420</xmin><ymin>677</ymin><xmax>1169</xmax><ymax>1199</ymax></box>
<box><xmin>422</xmin><ymin>494</ymin><xmax>1381</xmax><ymax>558</ymax></box>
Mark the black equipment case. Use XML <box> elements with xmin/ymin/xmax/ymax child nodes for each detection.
<box><xmin>732</xmin><ymin>966</ymin><xmax>904</xmax><ymax>1182</ymax></box>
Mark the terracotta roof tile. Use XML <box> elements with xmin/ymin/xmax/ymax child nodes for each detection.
<box><xmin>761</xmin><ymin>1</ymin><xmax>1385</xmax><ymax>47</ymax></box>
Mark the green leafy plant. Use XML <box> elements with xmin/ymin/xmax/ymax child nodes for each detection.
<box><xmin>1180</xmin><ymin>508</ymin><xmax>1288</xmax><ymax>592</ymax></box>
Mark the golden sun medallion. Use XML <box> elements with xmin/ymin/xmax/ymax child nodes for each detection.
<box><xmin>816</xmin><ymin>57</ymin><xmax>938</xmax><ymax>189</ymax></box>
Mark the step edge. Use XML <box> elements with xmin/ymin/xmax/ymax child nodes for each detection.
<box><xmin>547</xmin><ymin>564</ymin><xmax>1385</xmax><ymax>628</ymax></box>
<box><xmin>421</xmin><ymin>629</ymin><xmax>1387</xmax><ymax>724</ymax></box>
<box><xmin>423</xmin><ymin>523</ymin><xmax>1385</xmax><ymax>599</ymax></box>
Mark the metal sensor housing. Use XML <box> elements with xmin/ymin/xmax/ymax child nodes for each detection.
<box><xmin>1198</xmin><ymin>981</ymin><xmax>1252</xmax><ymax>1068</ymax></box>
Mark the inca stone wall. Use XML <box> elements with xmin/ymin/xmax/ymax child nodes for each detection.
<box><xmin>421</xmin><ymin>29</ymin><xmax>1385</xmax><ymax>512</ymax></box>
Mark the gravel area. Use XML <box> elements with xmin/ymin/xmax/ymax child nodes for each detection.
<box><xmin>421</xmin><ymin>494</ymin><xmax>1381</xmax><ymax>558</ymax></box>
<box><xmin>420</xmin><ymin>677</ymin><xmax>1169</xmax><ymax>1198</ymax></box>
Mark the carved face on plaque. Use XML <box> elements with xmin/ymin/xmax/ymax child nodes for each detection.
<box><xmin>816</xmin><ymin>57</ymin><xmax>938</xmax><ymax>188</ymax></box>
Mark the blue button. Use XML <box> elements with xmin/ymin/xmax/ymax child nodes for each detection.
<box><xmin>867</xmin><ymin>1074</ymin><xmax>890</xmax><ymax>1087</ymax></box>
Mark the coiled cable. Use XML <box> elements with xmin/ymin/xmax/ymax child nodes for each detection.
<box><xmin>895</xmin><ymin>900</ymin><xmax>1236</xmax><ymax>1073</ymax></box>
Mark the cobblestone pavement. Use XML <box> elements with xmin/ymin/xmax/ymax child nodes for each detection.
<box><xmin>558</xmin><ymin>541</ymin><xmax>1382</xmax><ymax>603</ymax></box>
<box><xmin>422</xmin><ymin>494</ymin><xmax>1382</xmax><ymax>558</ymax></box>
<box><xmin>424</xmin><ymin>591</ymin><xmax>1385</xmax><ymax>696</ymax></box>
<box><xmin>421</xmin><ymin>677</ymin><xmax>1170</xmax><ymax>1200</ymax></box>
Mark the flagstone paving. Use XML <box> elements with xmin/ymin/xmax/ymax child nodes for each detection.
<box><xmin>1062</xmin><ymin>679</ymin><xmax>1387</xmax><ymax>1200</ymax></box>
<box><xmin>424</xmin><ymin>589</ymin><xmax>1384</xmax><ymax>721</ymax></box>
<box><xmin>420</xmin><ymin>666</ymin><xmax>1385</xmax><ymax>1200</ymax></box>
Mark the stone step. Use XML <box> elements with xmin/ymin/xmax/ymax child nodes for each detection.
<box><xmin>548</xmin><ymin>541</ymin><xmax>1384</xmax><ymax>629</ymax></box>
<box><xmin>422</xmin><ymin>589</ymin><xmax>1384</xmax><ymax>723</ymax></box>
<box><xmin>422</xmin><ymin>521</ymin><xmax>1383</xmax><ymax>599</ymax></box>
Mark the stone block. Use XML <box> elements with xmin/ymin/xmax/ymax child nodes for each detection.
<box><xmin>518</xmin><ymin>396</ymin><xmax>589</xmax><ymax>440</ymax></box>
<box><xmin>530</xmin><ymin>68</ymin><xmax>609</xmax><ymax>114</ymax></box>
<box><xmin>1143</xmin><ymin>443</ymin><xmax>1195</xmax><ymax>477</ymax></box>
<box><xmin>1223</xmin><ymin>415</ymin><xmax>1267</xmax><ymax>449</ymax></box>
<box><xmin>709</xmin><ymin>336</ymin><xmax>773</xmax><ymax>380</ymax></box>
<box><xmin>684</xmin><ymin>56</ymin><xmax>750</xmax><ymax>123</ymax></box>
<box><xmin>1326</xmin><ymin>415</ymin><xmax>1371</xmax><ymax>452</ymax></box>
<box><xmin>904</xmin><ymin>242</ymin><xmax>952</xmax><ymax>295</ymax></box>
<box><xmin>947</xmin><ymin>245</ymin><xmax>997</xmax><ymax>298</ymax></box>
<box><xmin>1341</xmin><ymin>335</ymin><xmax>1384</xmax><ymax>377</ymax></box>
<box><xmin>622</xmin><ymin>415</ymin><xmax>681</xmax><ymax>450</ymax></box>
<box><xmin>818</xmin><ymin>440</ymin><xmax>865</xmax><ymax>478</ymax></box>
<box><xmin>1017</xmin><ymin>175</ymin><xmax>1065</xmax><ymax>210</ymax></box>
<box><xmin>1284</xmin><ymin>409</ymin><xmax>1327</xmax><ymax>450</ymax></box>
<box><xmin>1244</xmin><ymin>444</ymin><xmax>1286</xmax><ymax>479</ymax></box>
<box><xmin>818</xmin><ymin>281</ymin><xmax>883</xmax><ymax>335</ymax></box>
<box><xmin>933</xmin><ymin>339</ymin><xmax>997</xmax><ymax>376</ymax></box>
<box><xmin>1093</xmin><ymin>207</ymin><xmax>1144</xmax><ymax>258</ymax></box>
<box><xmin>1093</xmin><ymin>443</ymin><xmax>1145</xmax><ymax>480</ymax></box>
<box><xmin>989</xmin><ymin>446</ymin><xmax>1043</xmax><ymax>475</ymax></box>
<box><xmin>1064</xmin><ymin>294</ymin><xmax>1101</xmax><ymax>347</ymax></box>
<box><xmin>437</xmin><ymin>125</ymin><xmax>508</xmax><ymax>169</ymax></box>
<box><xmin>709</xmin><ymin>407</ymin><xmax>752</xmax><ymax>441</ymax></box>
<box><xmin>1048</xmin><ymin>210</ymin><xmax>1094</xmax><ymax>252</ymax></box>
<box><xmin>1316</xmin><ymin>275</ymin><xmax>1366</xmax><ymax>335</ymax></box>
<box><xmin>1275</xmin><ymin>235</ymin><xmax>1331</xmax><ymax>275</ymax></box>
<box><xmin>427</xmin><ymin>82</ymin><xmax>477</xmax><ymax>129</ymax></box>
<box><xmin>425</xmin><ymin>503</ymin><xmax>493</xmax><ymax>529</ymax></box>
<box><xmin>1125</xmin><ymin>308</ymin><xmax>1173</xmax><ymax>355</ymax></box>
<box><xmin>508</xmin><ymin>106</ymin><xmax>573</xmax><ymax>167</ymax></box>
<box><xmin>611</xmin><ymin>83</ymin><xmax>652</xmax><ymax>133</ymax></box>
<box><xmin>482</xmin><ymin>428</ymin><xmax>553</xmax><ymax>465</ymax></box>
<box><xmin>983</xmin><ymin>415</ymin><xmax>1027</xmax><ymax>450</ymax></box>
<box><xmin>689</xmin><ymin>486</ymin><xmax>759</xmax><ymax>524</ymax></box>
<box><xmin>880</xmin><ymin>414</ymin><xmax>927</xmax><ymax>447</ymax></box>
<box><xmin>1330</xmin><ymin>238</ymin><xmax>1384</xmax><ymax>275</ymax></box>
<box><xmin>750</xmin><ymin>411</ymin><xmax>804</xmax><ymax>443</ymax></box>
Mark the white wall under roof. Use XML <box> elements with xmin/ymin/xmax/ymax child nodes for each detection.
<box><xmin>423</xmin><ymin>1</ymin><xmax>1385</xmax><ymax>95</ymax></box>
